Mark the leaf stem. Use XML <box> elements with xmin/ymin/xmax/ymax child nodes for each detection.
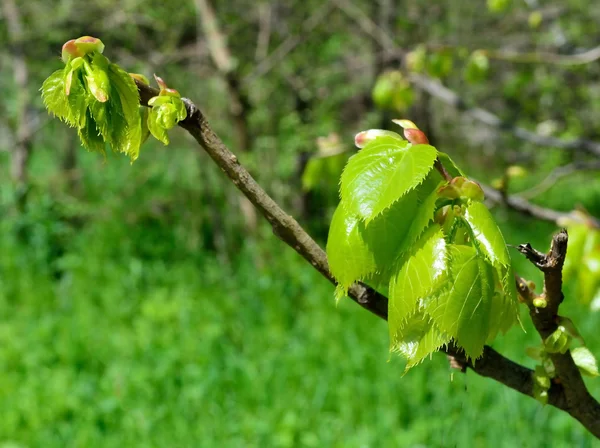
<box><xmin>434</xmin><ymin>157</ymin><xmax>453</xmax><ymax>182</ymax></box>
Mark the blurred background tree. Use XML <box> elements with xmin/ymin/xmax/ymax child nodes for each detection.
<box><xmin>1</xmin><ymin>0</ymin><xmax>600</xmax><ymax>446</ymax></box>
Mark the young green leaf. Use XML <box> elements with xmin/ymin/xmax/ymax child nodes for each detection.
<box><xmin>389</xmin><ymin>225</ymin><xmax>448</xmax><ymax>330</ymax></box>
<box><xmin>533</xmin><ymin>365</ymin><xmax>551</xmax><ymax>405</ymax></box>
<box><xmin>77</xmin><ymin>110</ymin><xmax>105</xmax><ymax>154</ymax></box>
<box><xmin>571</xmin><ymin>347</ymin><xmax>600</xmax><ymax>377</ymax></box>
<box><xmin>390</xmin><ymin>312</ymin><xmax>450</xmax><ymax>371</ymax></box>
<box><xmin>464</xmin><ymin>201</ymin><xmax>510</xmax><ymax>267</ymax></box>
<box><xmin>544</xmin><ymin>326</ymin><xmax>571</xmax><ymax>354</ymax></box>
<box><xmin>426</xmin><ymin>245</ymin><xmax>495</xmax><ymax>360</ymax></box>
<box><xmin>41</xmin><ymin>69</ymin><xmax>71</xmax><ymax>124</ymax></box>
<box><xmin>340</xmin><ymin>136</ymin><xmax>437</xmax><ymax>222</ymax></box>
<box><xmin>326</xmin><ymin>204</ymin><xmax>377</xmax><ymax>294</ymax></box>
<box><xmin>437</xmin><ymin>152</ymin><xmax>465</xmax><ymax>177</ymax></box>
<box><xmin>327</xmin><ymin>191</ymin><xmax>421</xmax><ymax>294</ymax></box>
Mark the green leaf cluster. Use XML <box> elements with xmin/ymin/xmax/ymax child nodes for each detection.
<box><xmin>327</xmin><ymin>134</ymin><xmax>519</xmax><ymax>367</ymax></box>
<box><xmin>147</xmin><ymin>88</ymin><xmax>187</xmax><ymax>145</ymax></box>
<box><xmin>41</xmin><ymin>38</ymin><xmax>143</xmax><ymax>161</ymax></box>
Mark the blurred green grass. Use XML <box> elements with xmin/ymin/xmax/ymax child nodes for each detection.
<box><xmin>0</xmin><ymin>141</ymin><xmax>599</xmax><ymax>447</ymax></box>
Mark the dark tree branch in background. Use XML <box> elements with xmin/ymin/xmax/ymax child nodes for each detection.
<box><xmin>480</xmin><ymin>183</ymin><xmax>600</xmax><ymax>229</ymax></box>
<box><xmin>409</xmin><ymin>74</ymin><xmax>600</xmax><ymax>158</ymax></box>
<box><xmin>135</xmin><ymin>79</ymin><xmax>600</xmax><ymax>437</ymax></box>
<box><xmin>519</xmin><ymin>161</ymin><xmax>600</xmax><ymax>199</ymax></box>
<box><xmin>486</xmin><ymin>45</ymin><xmax>600</xmax><ymax>66</ymax></box>
<box><xmin>243</xmin><ymin>2</ymin><xmax>334</xmax><ymax>84</ymax></box>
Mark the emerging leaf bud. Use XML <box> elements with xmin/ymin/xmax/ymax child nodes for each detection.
<box><xmin>74</xmin><ymin>36</ymin><xmax>105</xmax><ymax>55</ymax></box>
<box><xmin>461</xmin><ymin>179</ymin><xmax>485</xmax><ymax>202</ymax></box>
<box><xmin>391</xmin><ymin>119</ymin><xmax>419</xmax><ymax>130</ymax></box>
<box><xmin>533</xmin><ymin>297</ymin><xmax>547</xmax><ymax>308</ymax></box>
<box><xmin>154</xmin><ymin>74</ymin><xmax>168</xmax><ymax>91</ymax></box>
<box><xmin>354</xmin><ymin>130</ymin><xmax>402</xmax><ymax>148</ymax></box>
<box><xmin>130</xmin><ymin>73</ymin><xmax>150</xmax><ymax>85</ymax></box>
<box><xmin>62</xmin><ymin>39</ymin><xmax>84</xmax><ymax>63</ymax></box>
<box><xmin>403</xmin><ymin>128</ymin><xmax>429</xmax><ymax>145</ymax></box>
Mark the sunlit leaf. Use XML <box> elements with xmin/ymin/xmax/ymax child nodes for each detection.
<box><xmin>389</xmin><ymin>225</ymin><xmax>448</xmax><ymax>331</ymax></box>
<box><xmin>544</xmin><ymin>326</ymin><xmax>571</xmax><ymax>354</ymax></box>
<box><xmin>533</xmin><ymin>365</ymin><xmax>550</xmax><ymax>405</ymax></box>
<box><xmin>41</xmin><ymin>68</ymin><xmax>71</xmax><ymax>124</ymax></box>
<box><xmin>148</xmin><ymin>108</ymin><xmax>169</xmax><ymax>145</ymax></box>
<box><xmin>426</xmin><ymin>245</ymin><xmax>495</xmax><ymax>360</ymax></box>
<box><xmin>464</xmin><ymin>201</ymin><xmax>510</xmax><ymax>267</ymax></box>
<box><xmin>390</xmin><ymin>312</ymin><xmax>450</xmax><ymax>371</ymax></box>
<box><xmin>77</xmin><ymin>110</ymin><xmax>105</xmax><ymax>154</ymax></box>
<box><xmin>571</xmin><ymin>347</ymin><xmax>600</xmax><ymax>377</ymax></box>
<box><xmin>340</xmin><ymin>136</ymin><xmax>437</xmax><ymax>222</ymax></box>
<box><xmin>326</xmin><ymin>204</ymin><xmax>376</xmax><ymax>294</ymax></box>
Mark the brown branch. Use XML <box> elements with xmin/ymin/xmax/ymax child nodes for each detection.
<box><xmin>517</xmin><ymin>231</ymin><xmax>600</xmax><ymax>436</ymax></box>
<box><xmin>409</xmin><ymin>74</ymin><xmax>600</xmax><ymax>157</ymax></box>
<box><xmin>135</xmin><ymin>79</ymin><xmax>600</xmax><ymax>437</ymax></box>
<box><xmin>480</xmin><ymin>182</ymin><xmax>600</xmax><ymax>229</ymax></box>
<box><xmin>519</xmin><ymin>161</ymin><xmax>600</xmax><ymax>199</ymax></box>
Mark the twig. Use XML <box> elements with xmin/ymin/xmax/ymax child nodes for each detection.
<box><xmin>409</xmin><ymin>74</ymin><xmax>600</xmax><ymax>157</ymax></box>
<box><xmin>519</xmin><ymin>161</ymin><xmax>600</xmax><ymax>199</ymax></box>
<box><xmin>517</xmin><ymin>231</ymin><xmax>600</xmax><ymax>436</ymax></box>
<box><xmin>242</xmin><ymin>3</ymin><xmax>334</xmax><ymax>84</ymax></box>
<box><xmin>480</xmin><ymin>182</ymin><xmax>600</xmax><ymax>228</ymax></box>
<box><xmin>486</xmin><ymin>45</ymin><xmax>600</xmax><ymax>66</ymax></box>
<box><xmin>135</xmin><ymin>79</ymin><xmax>600</xmax><ymax>436</ymax></box>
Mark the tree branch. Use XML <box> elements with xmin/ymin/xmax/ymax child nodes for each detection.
<box><xmin>409</xmin><ymin>74</ymin><xmax>600</xmax><ymax>157</ymax></box>
<box><xmin>135</xmin><ymin>79</ymin><xmax>600</xmax><ymax>438</ymax></box>
<box><xmin>480</xmin><ymin>182</ymin><xmax>600</xmax><ymax>229</ymax></box>
<box><xmin>517</xmin><ymin>231</ymin><xmax>600</xmax><ymax>436</ymax></box>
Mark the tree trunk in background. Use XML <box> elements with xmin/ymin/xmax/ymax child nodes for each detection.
<box><xmin>194</xmin><ymin>0</ymin><xmax>257</xmax><ymax>235</ymax></box>
<box><xmin>3</xmin><ymin>0</ymin><xmax>32</xmax><ymax>207</ymax></box>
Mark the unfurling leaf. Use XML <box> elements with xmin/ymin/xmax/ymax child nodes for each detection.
<box><xmin>426</xmin><ymin>245</ymin><xmax>495</xmax><ymax>360</ymax></box>
<box><xmin>145</xmin><ymin>76</ymin><xmax>187</xmax><ymax>146</ymax></box>
<box><xmin>389</xmin><ymin>225</ymin><xmax>448</xmax><ymax>334</ymax></box>
<box><xmin>390</xmin><ymin>312</ymin><xmax>450</xmax><ymax>371</ymax></box>
<box><xmin>42</xmin><ymin>36</ymin><xmax>146</xmax><ymax>161</ymax></box>
<box><xmin>464</xmin><ymin>201</ymin><xmax>510</xmax><ymax>267</ymax></box>
<box><xmin>533</xmin><ymin>365</ymin><xmax>551</xmax><ymax>405</ymax></box>
<box><xmin>571</xmin><ymin>347</ymin><xmax>600</xmax><ymax>377</ymax></box>
<box><xmin>340</xmin><ymin>136</ymin><xmax>437</xmax><ymax>222</ymax></box>
<box><xmin>544</xmin><ymin>326</ymin><xmax>571</xmax><ymax>354</ymax></box>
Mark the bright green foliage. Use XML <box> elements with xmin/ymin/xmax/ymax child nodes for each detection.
<box><xmin>41</xmin><ymin>36</ymin><xmax>144</xmax><ymax>161</ymax></box>
<box><xmin>572</xmin><ymin>347</ymin><xmax>600</xmax><ymax>377</ymax></box>
<box><xmin>340</xmin><ymin>136</ymin><xmax>437</xmax><ymax>222</ymax></box>
<box><xmin>464</xmin><ymin>201</ymin><xmax>511</xmax><ymax>267</ymax></box>
<box><xmin>327</xmin><ymin>130</ymin><xmax>520</xmax><ymax>366</ymax></box>
<box><xmin>146</xmin><ymin>76</ymin><xmax>187</xmax><ymax>145</ymax></box>
<box><xmin>533</xmin><ymin>365</ymin><xmax>551</xmax><ymax>405</ymax></box>
<box><xmin>389</xmin><ymin>225</ymin><xmax>448</xmax><ymax>330</ymax></box>
<box><xmin>544</xmin><ymin>326</ymin><xmax>572</xmax><ymax>354</ymax></box>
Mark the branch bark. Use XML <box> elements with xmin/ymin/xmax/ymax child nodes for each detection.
<box><xmin>409</xmin><ymin>74</ymin><xmax>600</xmax><ymax>157</ymax></box>
<box><xmin>480</xmin><ymin>182</ymin><xmax>600</xmax><ymax>229</ymax></box>
<box><xmin>517</xmin><ymin>231</ymin><xmax>600</xmax><ymax>436</ymax></box>
<box><xmin>135</xmin><ymin>79</ymin><xmax>600</xmax><ymax>438</ymax></box>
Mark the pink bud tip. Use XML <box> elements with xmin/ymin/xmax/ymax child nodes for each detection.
<box><xmin>62</xmin><ymin>39</ymin><xmax>83</xmax><ymax>63</ymax></box>
<box><xmin>403</xmin><ymin>128</ymin><xmax>429</xmax><ymax>145</ymax></box>
<box><xmin>154</xmin><ymin>74</ymin><xmax>168</xmax><ymax>91</ymax></box>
